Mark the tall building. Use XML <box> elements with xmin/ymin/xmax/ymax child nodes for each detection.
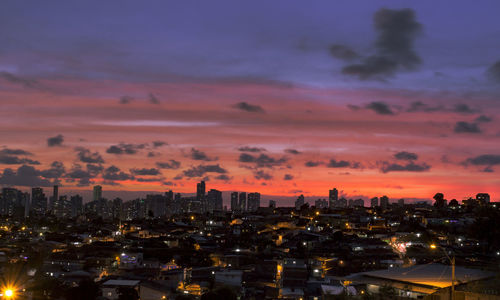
<box><xmin>50</xmin><ymin>185</ymin><xmax>59</xmax><ymax>212</ymax></box>
<box><xmin>247</xmin><ymin>192</ymin><xmax>261</xmax><ymax>212</ymax></box>
<box><xmin>31</xmin><ymin>187</ymin><xmax>47</xmax><ymax>215</ymax></box>
<box><xmin>295</xmin><ymin>194</ymin><xmax>305</xmax><ymax>210</ymax></box>
<box><xmin>329</xmin><ymin>188</ymin><xmax>338</xmax><ymax>208</ymax></box>
<box><xmin>239</xmin><ymin>192</ymin><xmax>247</xmax><ymax>212</ymax></box>
<box><xmin>207</xmin><ymin>189</ymin><xmax>223</xmax><ymax>212</ymax></box>
<box><xmin>230</xmin><ymin>192</ymin><xmax>239</xmax><ymax>211</ymax></box>
<box><xmin>398</xmin><ymin>198</ymin><xmax>405</xmax><ymax>206</ymax></box>
<box><xmin>476</xmin><ymin>193</ymin><xmax>490</xmax><ymax>204</ymax></box>
<box><xmin>380</xmin><ymin>195</ymin><xmax>389</xmax><ymax>209</ymax></box>
<box><xmin>370</xmin><ymin>197</ymin><xmax>379</xmax><ymax>207</ymax></box>
<box><xmin>0</xmin><ymin>187</ymin><xmax>21</xmax><ymax>216</ymax></box>
<box><xmin>93</xmin><ymin>185</ymin><xmax>102</xmax><ymax>202</ymax></box>
<box><xmin>269</xmin><ymin>200</ymin><xmax>277</xmax><ymax>208</ymax></box>
<box><xmin>196</xmin><ymin>181</ymin><xmax>205</xmax><ymax>200</ymax></box>
<box><xmin>315</xmin><ymin>199</ymin><xmax>328</xmax><ymax>209</ymax></box>
<box><xmin>70</xmin><ymin>195</ymin><xmax>83</xmax><ymax>217</ymax></box>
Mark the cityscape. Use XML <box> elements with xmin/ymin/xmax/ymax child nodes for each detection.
<box><xmin>1</xmin><ymin>1</ymin><xmax>500</xmax><ymax>300</ymax></box>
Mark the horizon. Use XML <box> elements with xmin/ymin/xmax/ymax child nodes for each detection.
<box><xmin>1</xmin><ymin>1</ymin><xmax>500</xmax><ymax>203</ymax></box>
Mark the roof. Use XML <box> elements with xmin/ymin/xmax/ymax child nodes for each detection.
<box><xmin>102</xmin><ymin>279</ymin><xmax>140</xmax><ymax>287</ymax></box>
<box><xmin>361</xmin><ymin>264</ymin><xmax>494</xmax><ymax>289</ymax></box>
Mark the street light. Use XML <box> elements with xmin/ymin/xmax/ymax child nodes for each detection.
<box><xmin>3</xmin><ymin>288</ymin><xmax>14</xmax><ymax>298</ymax></box>
<box><xmin>430</xmin><ymin>244</ymin><xmax>455</xmax><ymax>300</ymax></box>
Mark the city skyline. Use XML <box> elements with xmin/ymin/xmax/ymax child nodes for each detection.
<box><xmin>1</xmin><ymin>1</ymin><xmax>500</xmax><ymax>202</ymax></box>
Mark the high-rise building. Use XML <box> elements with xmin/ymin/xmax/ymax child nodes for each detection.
<box><xmin>269</xmin><ymin>200</ymin><xmax>277</xmax><ymax>208</ymax></box>
<box><xmin>0</xmin><ymin>187</ymin><xmax>20</xmax><ymax>216</ymax></box>
<box><xmin>476</xmin><ymin>193</ymin><xmax>490</xmax><ymax>204</ymax></box>
<box><xmin>230</xmin><ymin>192</ymin><xmax>239</xmax><ymax>211</ymax></box>
<box><xmin>93</xmin><ymin>185</ymin><xmax>102</xmax><ymax>202</ymax></box>
<box><xmin>196</xmin><ymin>181</ymin><xmax>205</xmax><ymax>200</ymax></box>
<box><xmin>329</xmin><ymin>188</ymin><xmax>338</xmax><ymax>208</ymax></box>
<box><xmin>295</xmin><ymin>194</ymin><xmax>305</xmax><ymax>210</ymax></box>
<box><xmin>315</xmin><ymin>199</ymin><xmax>328</xmax><ymax>209</ymax></box>
<box><xmin>370</xmin><ymin>197</ymin><xmax>379</xmax><ymax>207</ymax></box>
<box><xmin>247</xmin><ymin>192</ymin><xmax>261</xmax><ymax>212</ymax></box>
<box><xmin>380</xmin><ymin>195</ymin><xmax>389</xmax><ymax>209</ymax></box>
<box><xmin>70</xmin><ymin>195</ymin><xmax>83</xmax><ymax>217</ymax></box>
<box><xmin>398</xmin><ymin>198</ymin><xmax>405</xmax><ymax>206</ymax></box>
<box><xmin>31</xmin><ymin>187</ymin><xmax>47</xmax><ymax>215</ymax></box>
<box><xmin>50</xmin><ymin>185</ymin><xmax>59</xmax><ymax>212</ymax></box>
<box><xmin>207</xmin><ymin>189</ymin><xmax>223</xmax><ymax>212</ymax></box>
<box><xmin>239</xmin><ymin>192</ymin><xmax>247</xmax><ymax>212</ymax></box>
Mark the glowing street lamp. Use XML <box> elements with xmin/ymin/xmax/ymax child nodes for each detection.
<box><xmin>3</xmin><ymin>288</ymin><xmax>14</xmax><ymax>298</ymax></box>
<box><xmin>430</xmin><ymin>244</ymin><xmax>455</xmax><ymax>300</ymax></box>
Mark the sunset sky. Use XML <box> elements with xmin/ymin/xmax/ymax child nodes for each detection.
<box><xmin>1</xmin><ymin>1</ymin><xmax>500</xmax><ymax>205</ymax></box>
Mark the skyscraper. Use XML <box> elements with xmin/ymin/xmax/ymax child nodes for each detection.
<box><xmin>70</xmin><ymin>195</ymin><xmax>83</xmax><ymax>217</ymax></box>
<box><xmin>295</xmin><ymin>194</ymin><xmax>305</xmax><ymax>210</ymax></box>
<box><xmin>50</xmin><ymin>185</ymin><xmax>58</xmax><ymax>212</ymax></box>
<box><xmin>230</xmin><ymin>192</ymin><xmax>239</xmax><ymax>211</ymax></box>
<box><xmin>239</xmin><ymin>192</ymin><xmax>246</xmax><ymax>212</ymax></box>
<box><xmin>370</xmin><ymin>197</ymin><xmax>379</xmax><ymax>208</ymax></box>
<box><xmin>247</xmin><ymin>192</ymin><xmax>261</xmax><ymax>212</ymax></box>
<box><xmin>207</xmin><ymin>189</ymin><xmax>223</xmax><ymax>212</ymax></box>
<box><xmin>31</xmin><ymin>187</ymin><xmax>47</xmax><ymax>215</ymax></box>
<box><xmin>196</xmin><ymin>181</ymin><xmax>205</xmax><ymax>200</ymax></box>
<box><xmin>329</xmin><ymin>188</ymin><xmax>338</xmax><ymax>208</ymax></box>
<box><xmin>380</xmin><ymin>195</ymin><xmax>389</xmax><ymax>209</ymax></box>
<box><xmin>93</xmin><ymin>185</ymin><xmax>102</xmax><ymax>202</ymax></box>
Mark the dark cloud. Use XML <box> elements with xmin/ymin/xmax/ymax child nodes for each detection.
<box><xmin>130</xmin><ymin>168</ymin><xmax>161</xmax><ymax>176</ymax></box>
<box><xmin>365</xmin><ymin>101</ymin><xmax>394</xmax><ymax>115</ymax></box>
<box><xmin>254</xmin><ymin>170</ymin><xmax>273</xmax><ymax>180</ymax></box>
<box><xmin>238</xmin><ymin>153</ymin><xmax>288</xmax><ymax>168</ymax></box>
<box><xmin>394</xmin><ymin>151</ymin><xmax>418</xmax><ymax>161</ymax></box>
<box><xmin>486</xmin><ymin>60</ymin><xmax>500</xmax><ymax>83</ymax></box>
<box><xmin>75</xmin><ymin>147</ymin><xmax>105</xmax><ymax>164</ymax></box>
<box><xmin>233</xmin><ymin>102</ymin><xmax>265</xmax><ymax>113</ymax></box>
<box><xmin>0</xmin><ymin>148</ymin><xmax>32</xmax><ymax>156</ymax></box>
<box><xmin>136</xmin><ymin>177</ymin><xmax>164</xmax><ymax>182</ymax></box>
<box><xmin>182</xmin><ymin>164</ymin><xmax>227</xmax><ymax>178</ymax></box>
<box><xmin>283</xmin><ymin>174</ymin><xmax>294</xmax><ymax>180</ymax></box>
<box><xmin>454</xmin><ymin>121</ymin><xmax>481</xmax><ymax>134</ymax></box>
<box><xmin>305</xmin><ymin>161</ymin><xmax>323</xmax><ymax>167</ymax></box>
<box><xmin>119</xmin><ymin>95</ymin><xmax>133</xmax><ymax>104</ymax></box>
<box><xmin>406</xmin><ymin>101</ymin><xmax>444</xmax><ymax>113</ymax></box>
<box><xmin>327</xmin><ymin>159</ymin><xmax>361</xmax><ymax>169</ymax></box>
<box><xmin>106</xmin><ymin>143</ymin><xmax>147</xmax><ymax>155</ymax></box>
<box><xmin>190</xmin><ymin>148</ymin><xmax>217</xmax><ymax>161</ymax></box>
<box><xmin>156</xmin><ymin>160</ymin><xmax>181</xmax><ymax>169</ymax></box>
<box><xmin>347</xmin><ymin>104</ymin><xmax>361</xmax><ymax>111</ymax></box>
<box><xmin>284</xmin><ymin>149</ymin><xmax>301</xmax><ymax>155</ymax></box>
<box><xmin>215</xmin><ymin>174</ymin><xmax>231</xmax><ymax>181</ymax></box>
<box><xmin>475</xmin><ymin>115</ymin><xmax>493</xmax><ymax>123</ymax></box>
<box><xmin>453</xmin><ymin>103</ymin><xmax>477</xmax><ymax>114</ymax></box>
<box><xmin>86</xmin><ymin>164</ymin><xmax>103</xmax><ymax>176</ymax></box>
<box><xmin>464</xmin><ymin>154</ymin><xmax>500</xmax><ymax>168</ymax></box>
<box><xmin>329</xmin><ymin>44</ymin><xmax>359</xmax><ymax>61</ymax></box>
<box><xmin>103</xmin><ymin>165</ymin><xmax>134</xmax><ymax>181</ymax></box>
<box><xmin>40</xmin><ymin>161</ymin><xmax>65</xmax><ymax>178</ymax></box>
<box><xmin>0</xmin><ymin>154</ymin><xmax>39</xmax><ymax>165</ymax></box>
<box><xmin>152</xmin><ymin>141</ymin><xmax>167</xmax><ymax>148</ymax></box>
<box><xmin>342</xmin><ymin>8</ymin><xmax>422</xmax><ymax>80</ymax></box>
<box><xmin>47</xmin><ymin>134</ymin><xmax>64</xmax><ymax>147</ymax></box>
<box><xmin>147</xmin><ymin>151</ymin><xmax>160</xmax><ymax>157</ymax></box>
<box><xmin>238</xmin><ymin>146</ymin><xmax>266</xmax><ymax>153</ymax></box>
<box><xmin>0</xmin><ymin>165</ymin><xmax>52</xmax><ymax>187</ymax></box>
<box><xmin>0</xmin><ymin>72</ymin><xmax>39</xmax><ymax>88</ymax></box>
<box><xmin>148</xmin><ymin>93</ymin><xmax>160</xmax><ymax>104</ymax></box>
<box><xmin>162</xmin><ymin>181</ymin><xmax>175</xmax><ymax>186</ymax></box>
<box><xmin>379</xmin><ymin>161</ymin><xmax>431</xmax><ymax>173</ymax></box>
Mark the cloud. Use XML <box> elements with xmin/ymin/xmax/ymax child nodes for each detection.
<box><xmin>190</xmin><ymin>148</ymin><xmax>217</xmax><ymax>161</ymax></box>
<box><xmin>406</xmin><ymin>101</ymin><xmax>444</xmax><ymax>113</ymax></box>
<box><xmin>365</xmin><ymin>101</ymin><xmax>394</xmax><ymax>115</ymax></box>
<box><xmin>130</xmin><ymin>168</ymin><xmax>161</xmax><ymax>176</ymax></box>
<box><xmin>347</xmin><ymin>104</ymin><xmax>361</xmax><ymax>111</ymax></box>
<box><xmin>284</xmin><ymin>149</ymin><xmax>301</xmax><ymax>155</ymax></box>
<box><xmin>40</xmin><ymin>161</ymin><xmax>66</xmax><ymax>178</ymax></box>
<box><xmin>215</xmin><ymin>174</ymin><xmax>231</xmax><ymax>181</ymax></box>
<box><xmin>0</xmin><ymin>154</ymin><xmax>39</xmax><ymax>165</ymax></box>
<box><xmin>136</xmin><ymin>177</ymin><xmax>164</xmax><ymax>182</ymax></box>
<box><xmin>233</xmin><ymin>102</ymin><xmax>265</xmax><ymax>113</ymax></box>
<box><xmin>75</xmin><ymin>147</ymin><xmax>105</xmax><ymax>164</ymax></box>
<box><xmin>0</xmin><ymin>165</ymin><xmax>52</xmax><ymax>187</ymax></box>
<box><xmin>486</xmin><ymin>60</ymin><xmax>500</xmax><ymax>83</ymax></box>
<box><xmin>379</xmin><ymin>161</ymin><xmax>431</xmax><ymax>173</ymax></box>
<box><xmin>106</xmin><ymin>143</ymin><xmax>147</xmax><ymax>155</ymax></box>
<box><xmin>148</xmin><ymin>93</ymin><xmax>160</xmax><ymax>104</ymax></box>
<box><xmin>182</xmin><ymin>164</ymin><xmax>227</xmax><ymax>178</ymax></box>
<box><xmin>327</xmin><ymin>159</ymin><xmax>361</xmax><ymax>169</ymax></box>
<box><xmin>0</xmin><ymin>148</ymin><xmax>32</xmax><ymax>156</ymax></box>
<box><xmin>329</xmin><ymin>44</ymin><xmax>359</xmax><ymax>61</ymax></box>
<box><xmin>152</xmin><ymin>141</ymin><xmax>167</xmax><ymax>148</ymax></box>
<box><xmin>119</xmin><ymin>96</ymin><xmax>133</xmax><ymax>104</ymax></box>
<box><xmin>464</xmin><ymin>154</ymin><xmax>500</xmax><ymax>169</ymax></box>
<box><xmin>103</xmin><ymin>165</ymin><xmax>134</xmax><ymax>181</ymax></box>
<box><xmin>305</xmin><ymin>161</ymin><xmax>323</xmax><ymax>167</ymax></box>
<box><xmin>238</xmin><ymin>153</ymin><xmax>288</xmax><ymax>168</ymax></box>
<box><xmin>0</xmin><ymin>72</ymin><xmax>39</xmax><ymax>88</ymax></box>
<box><xmin>454</xmin><ymin>121</ymin><xmax>481</xmax><ymax>134</ymax></box>
<box><xmin>475</xmin><ymin>115</ymin><xmax>492</xmax><ymax>123</ymax></box>
<box><xmin>394</xmin><ymin>151</ymin><xmax>418</xmax><ymax>161</ymax></box>
<box><xmin>254</xmin><ymin>170</ymin><xmax>273</xmax><ymax>180</ymax></box>
<box><xmin>156</xmin><ymin>160</ymin><xmax>181</xmax><ymax>169</ymax></box>
<box><xmin>284</xmin><ymin>174</ymin><xmax>294</xmax><ymax>180</ymax></box>
<box><xmin>341</xmin><ymin>8</ymin><xmax>422</xmax><ymax>80</ymax></box>
<box><xmin>453</xmin><ymin>104</ymin><xmax>477</xmax><ymax>114</ymax></box>
<box><xmin>238</xmin><ymin>146</ymin><xmax>266</xmax><ymax>152</ymax></box>
<box><xmin>47</xmin><ymin>134</ymin><xmax>64</xmax><ymax>147</ymax></box>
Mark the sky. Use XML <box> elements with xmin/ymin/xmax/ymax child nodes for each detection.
<box><xmin>1</xmin><ymin>1</ymin><xmax>500</xmax><ymax>205</ymax></box>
